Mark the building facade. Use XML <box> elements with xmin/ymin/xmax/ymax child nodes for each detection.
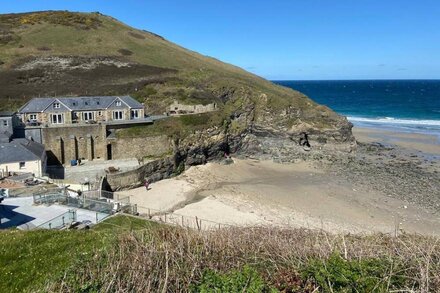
<box><xmin>0</xmin><ymin>132</ymin><xmax>47</xmax><ymax>177</ymax></box>
<box><xmin>18</xmin><ymin>96</ymin><xmax>144</xmax><ymax>126</ymax></box>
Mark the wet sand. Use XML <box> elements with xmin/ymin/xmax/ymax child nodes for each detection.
<box><xmin>353</xmin><ymin>127</ymin><xmax>440</xmax><ymax>155</ymax></box>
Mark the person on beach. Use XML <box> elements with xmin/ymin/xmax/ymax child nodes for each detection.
<box><xmin>144</xmin><ymin>180</ymin><xmax>149</xmax><ymax>191</ymax></box>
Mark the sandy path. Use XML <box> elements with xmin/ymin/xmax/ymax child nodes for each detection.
<box><xmin>119</xmin><ymin>159</ymin><xmax>440</xmax><ymax>235</ymax></box>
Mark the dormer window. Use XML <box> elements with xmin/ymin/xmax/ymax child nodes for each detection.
<box><xmin>85</xmin><ymin>101</ymin><xmax>89</xmax><ymax>106</ymax></box>
<box><xmin>116</xmin><ymin>101</ymin><xmax>122</xmax><ymax>106</ymax></box>
<box><xmin>53</xmin><ymin>102</ymin><xmax>60</xmax><ymax>109</ymax></box>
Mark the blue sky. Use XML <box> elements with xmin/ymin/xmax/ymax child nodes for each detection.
<box><xmin>1</xmin><ymin>0</ymin><xmax>439</xmax><ymax>80</ymax></box>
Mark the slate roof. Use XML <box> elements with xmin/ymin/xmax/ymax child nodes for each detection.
<box><xmin>19</xmin><ymin>96</ymin><xmax>143</xmax><ymax>113</ymax></box>
<box><xmin>0</xmin><ymin>138</ymin><xmax>45</xmax><ymax>164</ymax></box>
<box><xmin>0</xmin><ymin>111</ymin><xmax>16</xmax><ymax>117</ymax></box>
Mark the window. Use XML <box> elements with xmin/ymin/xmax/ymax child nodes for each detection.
<box><xmin>131</xmin><ymin>109</ymin><xmax>139</xmax><ymax>119</ymax></box>
<box><xmin>53</xmin><ymin>102</ymin><xmax>60</xmax><ymax>109</ymax></box>
<box><xmin>85</xmin><ymin>102</ymin><xmax>89</xmax><ymax>106</ymax></box>
<box><xmin>29</xmin><ymin>114</ymin><xmax>37</xmax><ymax>121</ymax></box>
<box><xmin>51</xmin><ymin>114</ymin><xmax>64</xmax><ymax>124</ymax></box>
<box><xmin>2</xmin><ymin>120</ymin><xmax>7</xmax><ymax>126</ymax></box>
<box><xmin>98</xmin><ymin>111</ymin><xmax>102</xmax><ymax>116</ymax></box>
<box><xmin>113</xmin><ymin>111</ymin><xmax>123</xmax><ymax>120</ymax></box>
<box><xmin>19</xmin><ymin>162</ymin><xmax>25</xmax><ymax>169</ymax></box>
<box><xmin>116</xmin><ymin>101</ymin><xmax>122</xmax><ymax>107</ymax></box>
<box><xmin>82</xmin><ymin>112</ymin><xmax>94</xmax><ymax>121</ymax></box>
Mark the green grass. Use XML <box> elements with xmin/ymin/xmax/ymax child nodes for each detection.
<box><xmin>0</xmin><ymin>215</ymin><xmax>156</xmax><ymax>293</ymax></box>
<box><xmin>117</xmin><ymin>112</ymin><xmax>225</xmax><ymax>138</ymax></box>
<box><xmin>93</xmin><ymin>214</ymin><xmax>158</xmax><ymax>231</ymax></box>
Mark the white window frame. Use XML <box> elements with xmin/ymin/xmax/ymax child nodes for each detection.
<box><xmin>29</xmin><ymin>114</ymin><xmax>37</xmax><ymax>121</ymax></box>
<box><xmin>2</xmin><ymin>120</ymin><xmax>7</xmax><ymax>126</ymax></box>
<box><xmin>51</xmin><ymin>113</ymin><xmax>64</xmax><ymax>124</ymax></box>
<box><xmin>19</xmin><ymin>162</ymin><xmax>26</xmax><ymax>169</ymax></box>
<box><xmin>116</xmin><ymin>101</ymin><xmax>122</xmax><ymax>107</ymax></box>
<box><xmin>82</xmin><ymin>112</ymin><xmax>94</xmax><ymax>121</ymax></box>
<box><xmin>53</xmin><ymin>102</ymin><xmax>61</xmax><ymax>109</ymax></box>
<box><xmin>113</xmin><ymin>111</ymin><xmax>123</xmax><ymax>120</ymax></box>
<box><xmin>131</xmin><ymin>109</ymin><xmax>140</xmax><ymax>119</ymax></box>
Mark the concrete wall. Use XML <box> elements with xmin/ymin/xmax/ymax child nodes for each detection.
<box><xmin>23</xmin><ymin>128</ymin><xmax>43</xmax><ymax>143</ymax></box>
<box><xmin>111</xmin><ymin>135</ymin><xmax>171</xmax><ymax>160</ymax></box>
<box><xmin>0</xmin><ymin>159</ymin><xmax>44</xmax><ymax>177</ymax></box>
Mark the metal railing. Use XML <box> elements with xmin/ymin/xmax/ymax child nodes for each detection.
<box><xmin>36</xmin><ymin>209</ymin><xmax>77</xmax><ymax>229</ymax></box>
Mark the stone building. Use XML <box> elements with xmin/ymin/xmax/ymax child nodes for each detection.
<box><xmin>168</xmin><ymin>100</ymin><xmax>217</xmax><ymax>115</ymax></box>
<box><xmin>18</xmin><ymin>96</ymin><xmax>144</xmax><ymax>126</ymax></box>
<box><xmin>15</xmin><ymin>96</ymin><xmax>154</xmax><ymax>166</ymax></box>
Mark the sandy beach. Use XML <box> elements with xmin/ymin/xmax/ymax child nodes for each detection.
<box><xmin>353</xmin><ymin>127</ymin><xmax>440</xmax><ymax>155</ymax></box>
<box><xmin>118</xmin><ymin>131</ymin><xmax>440</xmax><ymax>235</ymax></box>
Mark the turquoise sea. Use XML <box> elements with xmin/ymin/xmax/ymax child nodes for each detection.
<box><xmin>274</xmin><ymin>80</ymin><xmax>440</xmax><ymax>138</ymax></box>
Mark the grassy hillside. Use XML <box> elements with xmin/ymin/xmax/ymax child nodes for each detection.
<box><xmin>1</xmin><ymin>215</ymin><xmax>439</xmax><ymax>292</ymax></box>
<box><xmin>0</xmin><ymin>215</ymin><xmax>155</xmax><ymax>292</ymax></box>
<box><xmin>0</xmin><ymin>11</ymin><xmax>349</xmax><ymax>139</ymax></box>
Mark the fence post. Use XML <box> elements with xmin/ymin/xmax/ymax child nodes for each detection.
<box><xmin>196</xmin><ymin>216</ymin><xmax>200</xmax><ymax>230</ymax></box>
<box><xmin>148</xmin><ymin>208</ymin><xmax>151</xmax><ymax>219</ymax></box>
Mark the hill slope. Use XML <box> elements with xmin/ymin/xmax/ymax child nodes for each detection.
<box><xmin>0</xmin><ymin>11</ymin><xmax>353</xmax><ymax>150</ymax></box>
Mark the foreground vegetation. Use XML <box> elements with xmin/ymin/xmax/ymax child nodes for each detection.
<box><xmin>0</xmin><ymin>215</ymin><xmax>154</xmax><ymax>292</ymax></box>
<box><xmin>2</xmin><ymin>215</ymin><xmax>439</xmax><ymax>292</ymax></box>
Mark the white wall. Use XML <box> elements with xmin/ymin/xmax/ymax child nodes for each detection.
<box><xmin>0</xmin><ymin>159</ymin><xmax>44</xmax><ymax>177</ymax></box>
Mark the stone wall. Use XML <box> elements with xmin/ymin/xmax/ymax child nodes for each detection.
<box><xmin>168</xmin><ymin>100</ymin><xmax>217</xmax><ymax>115</ymax></box>
<box><xmin>106</xmin><ymin>156</ymin><xmax>175</xmax><ymax>191</ymax></box>
<box><xmin>41</xmin><ymin>124</ymin><xmax>107</xmax><ymax>165</ymax></box>
<box><xmin>111</xmin><ymin>135</ymin><xmax>171</xmax><ymax>160</ymax></box>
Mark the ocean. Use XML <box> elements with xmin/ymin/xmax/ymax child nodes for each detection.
<box><xmin>274</xmin><ymin>80</ymin><xmax>440</xmax><ymax>137</ymax></box>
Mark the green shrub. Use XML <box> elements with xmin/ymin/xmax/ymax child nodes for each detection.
<box><xmin>180</xmin><ymin>113</ymin><xmax>211</xmax><ymax>126</ymax></box>
<box><xmin>304</xmin><ymin>252</ymin><xmax>409</xmax><ymax>292</ymax></box>
<box><xmin>192</xmin><ymin>265</ymin><xmax>277</xmax><ymax>293</ymax></box>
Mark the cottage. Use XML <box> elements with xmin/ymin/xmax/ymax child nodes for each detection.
<box><xmin>0</xmin><ymin>132</ymin><xmax>47</xmax><ymax>177</ymax></box>
<box><xmin>18</xmin><ymin>96</ymin><xmax>144</xmax><ymax>126</ymax></box>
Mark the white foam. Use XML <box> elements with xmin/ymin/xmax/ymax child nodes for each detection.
<box><xmin>347</xmin><ymin>116</ymin><xmax>440</xmax><ymax>127</ymax></box>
